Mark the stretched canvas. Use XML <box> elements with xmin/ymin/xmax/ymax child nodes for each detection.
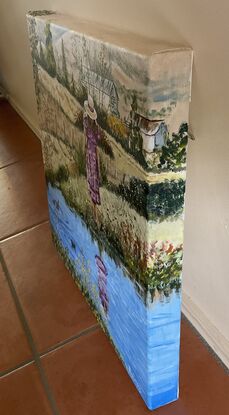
<box><xmin>27</xmin><ymin>10</ymin><xmax>193</xmax><ymax>410</ymax></box>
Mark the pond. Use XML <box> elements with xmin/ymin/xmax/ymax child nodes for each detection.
<box><xmin>47</xmin><ymin>184</ymin><xmax>181</xmax><ymax>410</ymax></box>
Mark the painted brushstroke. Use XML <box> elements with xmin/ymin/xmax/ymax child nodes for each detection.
<box><xmin>27</xmin><ymin>12</ymin><xmax>192</xmax><ymax>410</ymax></box>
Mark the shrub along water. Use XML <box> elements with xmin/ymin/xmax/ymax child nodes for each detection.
<box><xmin>106</xmin><ymin>178</ymin><xmax>185</xmax><ymax>220</ymax></box>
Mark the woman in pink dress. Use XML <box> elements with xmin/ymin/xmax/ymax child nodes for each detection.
<box><xmin>83</xmin><ymin>95</ymin><xmax>101</xmax><ymax>223</ymax></box>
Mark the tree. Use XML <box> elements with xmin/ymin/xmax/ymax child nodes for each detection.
<box><xmin>129</xmin><ymin>93</ymin><xmax>143</xmax><ymax>153</ymax></box>
<box><xmin>39</xmin><ymin>41</ymin><xmax>46</xmax><ymax>69</ymax></box>
<box><xmin>71</xmin><ymin>73</ymin><xmax>76</xmax><ymax>97</ymax></box>
<box><xmin>159</xmin><ymin>122</ymin><xmax>188</xmax><ymax>170</ymax></box>
<box><xmin>56</xmin><ymin>57</ymin><xmax>62</xmax><ymax>83</ymax></box>
<box><xmin>71</xmin><ymin>37</ymin><xmax>81</xmax><ymax>70</ymax></box>
<box><xmin>131</xmin><ymin>92</ymin><xmax>138</xmax><ymax>113</ymax></box>
<box><xmin>28</xmin><ymin>18</ymin><xmax>40</xmax><ymax>107</ymax></box>
<box><xmin>45</xmin><ymin>23</ymin><xmax>56</xmax><ymax>77</ymax></box>
<box><xmin>28</xmin><ymin>18</ymin><xmax>38</xmax><ymax>62</ymax></box>
<box><xmin>61</xmin><ymin>39</ymin><xmax>69</xmax><ymax>89</ymax></box>
<box><xmin>97</xmin><ymin>44</ymin><xmax>111</xmax><ymax>79</ymax></box>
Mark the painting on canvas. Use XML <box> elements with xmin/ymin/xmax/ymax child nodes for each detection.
<box><xmin>27</xmin><ymin>10</ymin><xmax>192</xmax><ymax>410</ymax></box>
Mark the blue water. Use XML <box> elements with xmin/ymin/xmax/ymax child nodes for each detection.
<box><xmin>47</xmin><ymin>184</ymin><xmax>181</xmax><ymax>410</ymax></box>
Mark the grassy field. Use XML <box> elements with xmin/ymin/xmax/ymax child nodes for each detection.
<box><xmin>42</xmin><ymin>131</ymin><xmax>184</xmax><ymax>248</ymax></box>
<box><xmin>38</xmin><ymin>65</ymin><xmax>185</xmax><ymax>288</ymax></box>
<box><xmin>38</xmin><ymin>66</ymin><xmax>186</xmax><ymax>187</ymax></box>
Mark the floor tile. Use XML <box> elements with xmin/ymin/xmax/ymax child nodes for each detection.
<box><xmin>41</xmin><ymin>329</ymin><xmax>153</xmax><ymax>415</ymax></box>
<box><xmin>0</xmin><ymin>363</ymin><xmax>52</xmax><ymax>414</ymax></box>
<box><xmin>0</xmin><ymin>101</ymin><xmax>41</xmax><ymax>168</ymax></box>
<box><xmin>1</xmin><ymin>222</ymin><xmax>97</xmax><ymax>353</ymax></box>
<box><xmin>0</xmin><ymin>264</ymin><xmax>32</xmax><ymax>374</ymax></box>
<box><xmin>41</xmin><ymin>320</ymin><xmax>229</xmax><ymax>415</ymax></box>
<box><xmin>178</xmin><ymin>318</ymin><xmax>229</xmax><ymax>415</ymax></box>
<box><xmin>0</xmin><ymin>154</ymin><xmax>48</xmax><ymax>239</ymax></box>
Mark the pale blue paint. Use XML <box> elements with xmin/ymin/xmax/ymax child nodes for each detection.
<box><xmin>47</xmin><ymin>184</ymin><xmax>181</xmax><ymax>410</ymax></box>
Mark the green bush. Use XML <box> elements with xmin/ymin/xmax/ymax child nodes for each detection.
<box><xmin>45</xmin><ymin>165</ymin><xmax>69</xmax><ymax>186</ymax></box>
<box><xmin>99</xmin><ymin>158</ymin><xmax>108</xmax><ymax>186</ymax></box>
<box><xmin>143</xmin><ymin>245</ymin><xmax>183</xmax><ymax>291</ymax></box>
<box><xmin>74</xmin><ymin>111</ymin><xmax>84</xmax><ymax>131</ymax></box>
<box><xmin>148</xmin><ymin>179</ymin><xmax>185</xmax><ymax>221</ymax></box>
<box><xmin>98</xmin><ymin>130</ymin><xmax>114</xmax><ymax>159</ymax></box>
<box><xmin>56</xmin><ymin>165</ymin><xmax>69</xmax><ymax>182</ymax></box>
<box><xmin>118</xmin><ymin>177</ymin><xmax>148</xmax><ymax>217</ymax></box>
<box><xmin>159</xmin><ymin>123</ymin><xmax>188</xmax><ymax>170</ymax></box>
<box><xmin>94</xmin><ymin>103</ymin><xmax>148</xmax><ymax>170</ymax></box>
<box><xmin>75</xmin><ymin>84</ymin><xmax>87</xmax><ymax>106</ymax></box>
<box><xmin>74</xmin><ymin>143</ymin><xmax>86</xmax><ymax>176</ymax></box>
<box><xmin>106</xmin><ymin>177</ymin><xmax>185</xmax><ymax>220</ymax></box>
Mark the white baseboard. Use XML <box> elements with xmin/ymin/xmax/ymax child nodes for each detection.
<box><xmin>8</xmin><ymin>95</ymin><xmax>42</xmax><ymax>141</ymax></box>
<box><xmin>6</xmin><ymin>95</ymin><xmax>229</xmax><ymax>370</ymax></box>
<box><xmin>182</xmin><ymin>291</ymin><xmax>229</xmax><ymax>368</ymax></box>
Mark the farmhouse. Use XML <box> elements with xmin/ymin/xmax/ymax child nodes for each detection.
<box><xmin>80</xmin><ymin>66</ymin><xmax>119</xmax><ymax>116</ymax></box>
<box><xmin>136</xmin><ymin>114</ymin><xmax>168</xmax><ymax>154</ymax></box>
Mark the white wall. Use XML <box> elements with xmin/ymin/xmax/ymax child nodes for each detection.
<box><xmin>0</xmin><ymin>0</ymin><xmax>229</xmax><ymax>366</ymax></box>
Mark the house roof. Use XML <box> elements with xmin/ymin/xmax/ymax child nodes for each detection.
<box><xmin>81</xmin><ymin>67</ymin><xmax>118</xmax><ymax>98</ymax></box>
<box><xmin>141</xmin><ymin>124</ymin><xmax>160</xmax><ymax>136</ymax></box>
<box><xmin>135</xmin><ymin>112</ymin><xmax>164</xmax><ymax>122</ymax></box>
<box><xmin>139</xmin><ymin>119</ymin><xmax>161</xmax><ymax>136</ymax></box>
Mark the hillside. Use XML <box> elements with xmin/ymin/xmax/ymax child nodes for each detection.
<box><xmin>38</xmin><ymin>65</ymin><xmax>82</xmax><ymax>123</ymax></box>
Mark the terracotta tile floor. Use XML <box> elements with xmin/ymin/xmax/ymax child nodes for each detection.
<box><xmin>0</xmin><ymin>101</ymin><xmax>228</xmax><ymax>414</ymax></box>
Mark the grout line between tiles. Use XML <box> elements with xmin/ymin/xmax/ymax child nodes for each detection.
<box><xmin>0</xmin><ymin>250</ymin><xmax>60</xmax><ymax>415</ymax></box>
<box><xmin>0</xmin><ymin>150</ymin><xmax>42</xmax><ymax>171</ymax></box>
<box><xmin>0</xmin><ymin>161</ymin><xmax>21</xmax><ymax>170</ymax></box>
<box><xmin>0</xmin><ymin>220</ymin><xmax>49</xmax><ymax>243</ymax></box>
<box><xmin>0</xmin><ymin>359</ymin><xmax>35</xmax><ymax>379</ymax></box>
<box><xmin>40</xmin><ymin>324</ymin><xmax>100</xmax><ymax>358</ymax></box>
